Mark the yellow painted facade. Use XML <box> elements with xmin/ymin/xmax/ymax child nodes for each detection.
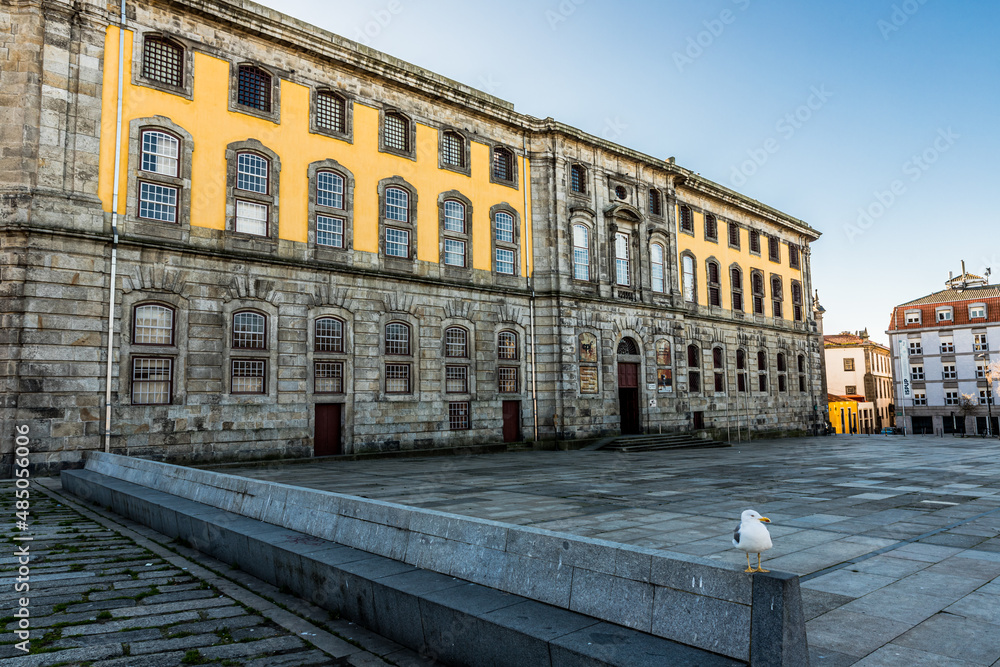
<box><xmin>675</xmin><ymin>205</ymin><xmax>803</xmax><ymax>320</ymax></box>
<box><xmin>827</xmin><ymin>398</ymin><xmax>859</xmax><ymax>434</ymax></box>
<box><xmin>97</xmin><ymin>27</ymin><xmax>531</xmax><ymax>275</ymax></box>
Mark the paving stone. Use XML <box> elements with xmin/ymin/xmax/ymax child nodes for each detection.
<box><xmin>892</xmin><ymin>613</ymin><xmax>1000</xmax><ymax>665</ymax></box>
<box><xmin>852</xmin><ymin>643</ymin><xmax>982</xmax><ymax>666</ymax></box>
<box><xmin>806</xmin><ymin>608</ymin><xmax>911</xmax><ymax>657</ymax></box>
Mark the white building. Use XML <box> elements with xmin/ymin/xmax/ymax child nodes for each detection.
<box><xmin>824</xmin><ymin>331</ymin><xmax>894</xmax><ymax>433</ymax></box>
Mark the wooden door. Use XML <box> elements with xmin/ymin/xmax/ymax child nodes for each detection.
<box><xmin>314</xmin><ymin>404</ymin><xmax>342</xmax><ymax>456</ymax></box>
<box><xmin>502</xmin><ymin>400</ymin><xmax>521</xmax><ymax>442</ymax></box>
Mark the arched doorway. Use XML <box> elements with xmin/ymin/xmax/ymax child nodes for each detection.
<box><xmin>617</xmin><ymin>337</ymin><xmax>642</xmax><ymax>434</ymax></box>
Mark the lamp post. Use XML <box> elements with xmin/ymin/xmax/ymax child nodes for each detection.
<box><xmin>977</xmin><ymin>353</ymin><xmax>993</xmax><ymax>437</ymax></box>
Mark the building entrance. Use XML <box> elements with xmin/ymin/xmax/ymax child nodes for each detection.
<box><xmin>502</xmin><ymin>401</ymin><xmax>521</xmax><ymax>442</ymax></box>
<box><xmin>314</xmin><ymin>404</ymin><xmax>342</xmax><ymax>456</ymax></box>
<box><xmin>618</xmin><ymin>362</ymin><xmax>641</xmax><ymax>434</ymax></box>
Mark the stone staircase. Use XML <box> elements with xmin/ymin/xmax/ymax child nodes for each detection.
<box><xmin>599</xmin><ymin>432</ymin><xmax>731</xmax><ymax>453</ymax></box>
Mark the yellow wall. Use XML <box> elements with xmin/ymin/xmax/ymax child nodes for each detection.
<box><xmin>828</xmin><ymin>399</ymin><xmax>858</xmax><ymax>434</ymax></box>
<box><xmin>675</xmin><ymin>206</ymin><xmax>802</xmax><ymax>320</ymax></box>
<box><xmin>98</xmin><ymin>27</ymin><xmax>531</xmax><ymax>275</ymax></box>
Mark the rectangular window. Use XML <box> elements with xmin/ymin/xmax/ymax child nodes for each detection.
<box><xmin>980</xmin><ymin>390</ymin><xmax>991</xmax><ymax>405</ymax></box>
<box><xmin>910</xmin><ymin>365</ymin><xmax>924</xmax><ymax>380</ymax></box>
<box><xmin>768</xmin><ymin>237</ymin><xmax>780</xmax><ymax>262</ymax></box>
<box><xmin>942</xmin><ymin>365</ymin><xmax>957</xmax><ymax>380</ymax></box>
<box><xmin>235</xmin><ymin>200</ymin><xmax>268</xmax><ymax>236</ymax></box>
<box><xmin>905</xmin><ymin>311</ymin><xmax>921</xmax><ymax>324</ymax></box>
<box><xmin>142</xmin><ymin>38</ymin><xmax>183</xmax><ymax>88</ymax></box>
<box><xmin>237</xmin><ymin>153</ymin><xmax>268</xmax><ymax>193</ymax></box>
<box><xmin>316</xmin><ymin>172</ymin><xmax>344</xmax><ymax>209</ymax></box>
<box><xmin>940</xmin><ymin>339</ymin><xmax>955</xmax><ymax>353</ymax></box>
<box><xmin>385</xmin><ymin>363</ymin><xmax>410</xmax><ymax>394</ymax></box>
<box><xmin>937</xmin><ymin>308</ymin><xmax>953</xmax><ymax>322</ymax></box>
<box><xmin>141</xmin><ymin>131</ymin><xmax>179</xmax><ymax>176</ymax></box>
<box><xmin>975</xmin><ymin>334</ymin><xmax>989</xmax><ymax>351</ymax></box>
<box><xmin>750</xmin><ymin>231</ymin><xmax>761</xmax><ymax>253</ymax></box>
<box><xmin>714</xmin><ymin>372</ymin><xmax>724</xmax><ymax>392</ymax></box>
<box><xmin>615</xmin><ymin>233</ymin><xmax>630</xmax><ymax>286</ymax></box>
<box><xmin>386</xmin><ymin>227</ymin><xmax>410</xmax><ymax>258</ymax></box>
<box><xmin>231</xmin><ymin>359</ymin><xmax>265</xmax><ymax>394</ymax></box>
<box><xmin>651</xmin><ymin>244</ymin><xmax>664</xmax><ymax>293</ymax></box>
<box><xmin>384</xmin><ymin>114</ymin><xmax>408</xmax><ymax>152</ymax></box>
<box><xmin>789</xmin><ymin>245</ymin><xmax>800</xmax><ymax>269</ymax></box>
<box><xmin>496</xmin><ymin>248</ymin><xmax>515</xmax><ymax>275</ymax></box>
<box><xmin>846</xmin><ymin>385</ymin><xmax>857</xmax><ymax>395</ymax></box>
<box><xmin>977</xmin><ymin>362</ymin><xmax>986</xmax><ymax>379</ymax></box>
<box><xmin>316</xmin><ymin>215</ymin><xmax>344</xmax><ymax>248</ymax></box>
<box><xmin>316</xmin><ymin>93</ymin><xmax>346</xmax><ymax>133</ymax></box>
<box><xmin>705</xmin><ymin>214</ymin><xmax>718</xmax><ymax>241</ymax></box>
<box><xmin>498</xmin><ymin>367</ymin><xmax>518</xmax><ymax>393</ymax></box>
<box><xmin>971</xmin><ymin>305</ymin><xmax>986</xmax><ymax>319</ymax></box>
<box><xmin>138</xmin><ymin>182</ymin><xmax>178</xmax><ymax>223</ymax></box>
<box><xmin>445</xmin><ymin>365</ymin><xmax>468</xmax><ymax>393</ymax></box>
<box><xmin>314</xmin><ymin>361</ymin><xmax>344</xmax><ymax>394</ymax></box>
<box><xmin>448</xmin><ymin>401</ymin><xmax>470</xmax><ymax>430</ymax></box>
<box><xmin>913</xmin><ymin>391</ymin><xmax>927</xmax><ymax>406</ymax></box>
<box><xmin>131</xmin><ymin>358</ymin><xmax>172</xmax><ymax>404</ymax></box>
<box><xmin>729</xmin><ymin>223</ymin><xmax>740</xmax><ymax>248</ymax></box>
<box><xmin>909</xmin><ymin>341</ymin><xmax>922</xmax><ymax>355</ymax></box>
<box><xmin>495</xmin><ymin>215</ymin><xmax>514</xmax><ymax>243</ymax></box>
<box><xmin>844</xmin><ymin>358</ymin><xmax>855</xmax><ymax>371</ymax></box>
<box><xmin>945</xmin><ymin>391</ymin><xmax>959</xmax><ymax>406</ymax></box>
<box><xmin>444</xmin><ymin>239</ymin><xmax>466</xmax><ymax>267</ymax></box>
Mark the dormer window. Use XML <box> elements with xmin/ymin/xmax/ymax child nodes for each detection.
<box><xmin>970</xmin><ymin>304</ymin><xmax>987</xmax><ymax>319</ymax></box>
<box><xmin>905</xmin><ymin>310</ymin><xmax>921</xmax><ymax>325</ymax></box>
<box><xmin>936</xmin><ymin>307</ymin><xmax>953</xmax><ymax>322</ymax></box>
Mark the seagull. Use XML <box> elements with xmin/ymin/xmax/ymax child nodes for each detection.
<box><xmin>733</xmin><ymin>509</ymin><xmax>772</xmax><ymax>573</ymax></box>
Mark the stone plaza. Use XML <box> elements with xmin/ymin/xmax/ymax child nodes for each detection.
<box><xmin>214</xmin><ymin>434</ymin><xmax>1000</xmax><ymax>666</ymax></box>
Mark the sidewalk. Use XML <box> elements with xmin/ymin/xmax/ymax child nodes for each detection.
<box><xmin>0</xmin><ymin>478</ymin><xmax>439</xmax><ymax>666</ymax></box>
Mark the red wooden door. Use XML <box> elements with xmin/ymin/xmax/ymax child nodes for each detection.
<box><xmin>502</xmin><ymin>401</ymin><xmax>521</xmax><ymax>442</ymax></box>
<box><xmin>314</xmin><ymin>404</ymin><xmax>342</xmax><ymax>456</ymax></box>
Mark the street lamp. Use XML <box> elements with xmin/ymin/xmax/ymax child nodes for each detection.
<box><xmin>977</xmin><ymin>353</ymin><xmax>994</xmax><ymax>437</ymax></box>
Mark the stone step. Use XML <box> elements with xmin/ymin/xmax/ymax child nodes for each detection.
<box><xmin>600</xmin><ymin>433</ymin><xmax>731</xmax><ymax>453</ymax></box>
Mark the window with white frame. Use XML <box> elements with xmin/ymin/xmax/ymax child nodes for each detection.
<box><xmin>981</xmin><ymin>390</ymin><xmax>992</xmax><ymax>405</ymax></box>
<box><xmin>448</xmin><ymin>401</ymin><xmax>470</xmax><ymax>430</ymax></box>
<box><xmin>315</xmin><ymin>170</ymin><xmax>346</xmax><ymax>248</ymax></box>
<box><xmin>945</xmin><ymin>391</ymin><xmax>959</xmax><ymax>406</ymax></box>
<box><xmin>314</xmin><ymin>360</ymin><xmax>344</xmax><ymax>394</ymax></box>
<box><xmin>385</xmin><ymin>321</ymin><xmax>412</xmax><ymax>394</ymax></box>
<box><xmin>384</xmin><ymin>187</ymin><xmax>410</xmax><ymax>259</ymax></box>
<box><xmin>651</xmin><ymin>242</ymin><xmax>665</xmax><ymax>292</ymax></box>
<box><xmin>936</xmin><ymin>307</ymin><xmax>953</xmax><ymax>322</ymax></box>
<box><xmin>138</xmin><ymin>129</ymin><xmax>181</xmax><ymax>223</ymax></box>
<box><xmin>940</xmin><ymin>337</ymin><xmax>955</xmax><ymax>353</ymax></box>
<box><xmin>132</xmin><ymin>357</ymin><xmax>173</xmax><ymax>405</ymax></box>
<box><xmin>905</xmin><ymin>311</ymin><xmax>921</xmax><ymax>324</ymax></box>
<box><xmin>573</xmin><ymin>225</ymin><xmax>590</xmax><ymax>281</ymax></box>
<box><xmin>133</xmin><ymin>304</ymin><xmax>174</xmax><ymax>345</ymax></box>
<box><xmin>315</xmin><ymin>317</ymin><xmax>344</xmax><ymax>353</ymax></box>
<box><xmin>443</xmin><ymin>199</ymin><xmax>467</xmax><ymax>267</ymax></box>
<box><xmin>942</xmin><ymin>364</ymin><xmax>957</xmax><ymax>380</ymax></box>
<box><xmin>909</xmin><ymin>340</ymin><xmax>923</xmax><ymax>355</ymax></box>
<box><xmin>910</xmin><ymin>364</ymin><xmax>924</xmax><ymax>380</ymax></box>
<box><xmin>975</xmin><ymin>333</ymin><xmax>989</xmax><ymax>351</ymax></box>
<box><xmin>494</xmin><ymin>210</ymin><xmax>516</xmax><ymax>275</ymax></box>
<box><xmin>913</xmin><ymin>391</ymin><xmax>927</xmax><ymax>405</ymax></box>
<box><xmin>683</xmin><ymin>255</ymin><xmax>696</xmax><ymax>303</ymax></box>
<box><xmin>231</xmin><ymin>359</ymin><xmax>265</xmax><ymax>394</ymax></box>
<box><xmin>970</xmin><ymin>304</ymin><xmax>987</xmax><ymax>319</ymax></box>
<box><xmin>615</xmin><ymin>233</ymin><xmax>631</xmax><ymax>286</ymax></box>
<box><xmin>977</xmin><ymin>361</ymin><xmax>987</xmax><ymax>379</ymax></box>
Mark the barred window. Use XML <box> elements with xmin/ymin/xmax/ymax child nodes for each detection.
<box><xmin>750</xmin><ymin>230</ymin><xmax>761</xmax><ymax>254</ymax></box>
<box><xmin>649</xmin><ymin>189</ymin><xmax>662</xmax><ymax>216</ymax></box>
<box><xmin>131</xmin><ymin>358</ymin><xmax>172</xmax><ymax>405</ymax></box>
<box><xmin>386</xmin><ymin>227</ymin><xmax>410</xmax><ymax>258</ymax></box>
<box><xmin>314</xmin><ymin>361</ymin><xmax>344</xmax><ymax>394</ymax></box>
<box><xmin>792</xmin><ymin>281</ymin><xmax>803</xmax><ymax>321</ymax></box>
<box><xmin>316</xmin><ymin>91</ymin><xmax>346</xmax><ymax>133</ymax></box>
<box><xmin>687</xmin><ymin>344</ymin><xmax>701</xmax><ymax>393</ymax></box>
<box><xmin>705</xmin><ymin>214</ymin><xmax>718</xmax><ymax>241</ymax></box>
<box><xmin>232</xmin><ymin>311</ymin><xmax>266</xmax><ymax>349</ymax></box>
<box><xmin>707</xmin><ymin>261</ymin><xmax>721</xmax><ymax>307</ymax></box>
<box><xmin>570</xmin><ymin>164</ymin><xmax>586</xmax><ymax>193</ymax></box>
<box><xmin>752</xmin><ymin>271</ymin><xmax>765</xmax><ymax>315</ymax></box>
<box><xmin>385</xmin><ymin>363</ymin><xmax>410</xmax><ymax>394</ymax></box>
<box><xmin>771</xmin><ymin>276</ymin><xmax>783</xmax><ymax>319</ymax></box>
<box><xmin>492</xmin><ymin>147</ymin><xmax>514</xmax><ymax>182</ymax></box>
<box><xmin>498</xmin><ymin>367</ymin><xmax>518</xmax><ymax>393</ymax></box>
<box><xmin>386</xmin><ymin>187</ymin><xmax>408</xmax><ymax>223</ymax></box>
<box><xmin>449</xmin><ymin>401</ymin><xmax>470</xmax><ymax>430</ymax></box>
<box><xmin>495</xmin><ymin>211</ymin><xmax>514</xmax><ymax>243</ymax></box>
<box><xmin>651</xmin><ymin>243</ymin><xmax>665</xmax><ymax>293</ymax></box>
<box><xmin>495</xmin><ymin>248</ymin><xmax>515</xmax><ymax>275</ymax></box>
<box><xmin>769</xmin><ymin>236</ymin><xmax>780</xmax><ymax>262</ymax></box>
<box><xmin>237</xmin><ymin>65</ymin><xmax>271</xmax><ymax>112</ymax></box>
<box><xmin>498</xmin><ymin>330</ymin><xmax>518</xmax><ymax>360</ymax></box>
<box><xmin>713</xmin><ymin>347</ymin><xmax>725</xmax><ymax>393</ymax></box>
<box><xmin>573</xmin><ymin>225</ymin><xmax>590</xmax><ymax>281</ymax></box>
<box><xmin>445</xmin><ymin>365</ymin><xmax>468</xmax><ymax>393</ymax></box>
<box><xmin>231</xmin><ymin>359</ymin><xmax>266</xmax><ymax>394</ymax></box>
<box><xmin>729</xmin><ymin>223</ymin><xmax>740</xmax><ymax>248</ymax></box>
<box><xmin>384</xmin><ymin>112</ymin><xmax>408</xmax><ymax>152</ymax></box>
<box><xmin>731</xmin><ymin>267</ymin><xmax>744</xmax><ymax>312</ymax></box>
<box><xmin>315</xmin><ymin>317</ymin><xmax>344</xmax><ymax>353</ymax></box>
<box><xmin>385</xmin><ymin>322</ymin><xmax>411</xmax><ymax>356</ymax></box>
<box><xmin>142</xmin><ymin>37</ymin><xmax>183</xmax><ymax>88</ymax></box>
<box><xmin>317</xmin><ymin>215</ymin><xmax>344</xmax><ymax>248</ymax></box>
<box><xmin>317</xmin><ymin>171</ymin><xmax>344</xmax><ymax>209</ymax></box>
<box><xmin>133</xmin><ymin>304</ymin><xmax>174</xmax><ymax>345</ymax></box>
<box><xmin>789</xmin><ymin>245</ymin><xmax>800</xmax><ymax>269</ymax></box>
<box><xmin>138</xmin><ymin>182</ymin><xmax>178</xmax><ymax>223</ymax></box>
<box><xmin>235</xmin><ymin>200</ymin><xmax>267</xmax><ymax>236</ymax></box>
<box><xmin>680</xmin><ymin>206</ymin><xmax>693</xmax><ymax>232</ymax></box>
<box><xmin>442</xmin><ymin>131</ymin><xmax>463</xmax><ymax>167</ymax></box>
<box><xmin>140</xmin><ymin>130</ymin><xmax>179</xmax><ymax>176</ymax></box>
<box><xmin>444</xmin><ymin>200</ymin><xmax>465</xmax><ymax>233</ymax></box>
<box><xmin>444</xmin><ymin>239</ymin><xmax>466</xmax><ymax>267</ymax></box>
<box><xmin>737</xmin><ymin>349</ymin><xmax>747</xmax><ymax>392</ymax></box>
<box><xmin>445</xmin><ymin>327</ymin><xmax>468</xmax><ymax>358</ymax></box>
<box><xmin>237</xmin><ymin>153</ymin><xmax>268</xmax><ymax>193</ymax></box>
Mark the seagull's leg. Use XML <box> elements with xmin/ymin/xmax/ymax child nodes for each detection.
<box><xmin>744</xmin><ymin>553</ymin><xmax>754</xmax><ymax>573</ymax></box>
<box><xmin>756</xmin><ymin>553</ymin><xmax>769</xmax><ymax>573</ymax></box>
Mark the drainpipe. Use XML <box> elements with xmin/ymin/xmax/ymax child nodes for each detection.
<box><xmin>523</xmin><ymin>132</ymin><xmax>538</xmax><ymax>442</ymax></box>
<box><xmin>103</xmin><ymin>0</ymin><xmax>127</xmax><ymax>453</ymax></box>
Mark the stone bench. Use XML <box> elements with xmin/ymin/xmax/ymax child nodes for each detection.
<box><xmin>63</xmin><ymin>452</ymin><xmax>808</xmax><ymax>666</ymax></box>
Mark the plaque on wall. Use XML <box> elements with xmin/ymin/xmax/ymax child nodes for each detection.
<box><xmin>580</xmin><ymin>365</ymin><xmax>599</xmax><ymax>393</ymax></box>
<box><xmin>579</xmin><ymin>333</ymin><xmax>598</xmax><ymax>363</ymax></box>
<box><xmin>657</xmin><ymin>368</ymin><xmax>673</xmax><ymax>393</ymax></box>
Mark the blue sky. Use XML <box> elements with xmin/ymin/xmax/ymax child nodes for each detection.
<box><xmin>258</xmin><ymin>0</ymin><xmax>999</xmax><ymax>342</ymax></box>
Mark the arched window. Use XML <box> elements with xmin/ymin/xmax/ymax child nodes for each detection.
<box><xmin>731</xmin><ymin>266</ymin><xmax>744</xmax><ymax>312</ymax></box>
<box><xmin>492</xmin><ymin>146</ymin><xmax>515</xmax><ymax>183</ymax></box>
<box><xmin>133</xmin><ymin>304</ymin><xmax>174</xmax><ymax>345</ymax></box>
<box><xmin>570</xmin><ymin>164</ymin><xmax>586</xmax><ymax>194</ymax></box>
<box><xmin>651</xmin><ymin>243</ymin><xmax>665</xmax><ymax>293</ymax></box>
<box><xmin>752</xmin><ymin>271</ymin><xmax>765</xmax><ymax>315</ymax></box>
<box><xmin>142</xmin><ymin>36</ymin><xmax>184</xmax><ymax>88</ymax></box>
<box><xmin>713</xmin><ymin>346</ymin><xmax>725</xmax><ymax>392</ymax></box>
<box><xmin>757</xmin><ymin>350</ymin><xmax>768</xmax><ymax>392</ymax></box>
<box><xmin>649</xmin><ymin>189</ymin><xmax>662</xmax><ymax>217</ymax></box>
<box><xmin>736</xmin><ymin>349</ymin><xmax>748</xmax><ymax>392</ymax></box>
<box><xmin>445</xmin><ymin>327</ymin><xmax>468</xmax><ymax>358</ymax></box>
<box><xmin>494</xmin><ymin>210</ymin><xmax>516</xmax><ymax>275</ymax></box>
<box><xmin>679</xmin><ymin>205</ymin><xmax>693</xmax><ymax>232</ymax></box>
<box><xmin>237</xmin><ymin>65</ymin><xmax>271</xmax><ymax>112</ymax></box>
<box><xmin>232</xmin><ymin>311</ymin><xmax>266</xmax><ymax>349</ymax></box>
<box><xmin>573</xmin><ymin>224</ymin><xmax>590</xmax><ymax>281</ymax></box>
<box><xmin>316</xmin><ymin>91</ymin><xmax>347</xmax><ymax>134</ymax></box>
<box><xmin>444</xmin><ymin>200</ymin><xmax>465</xmax><ymax>233</ymax></box>
<box><xmin>707</xmin><ymin>260</ymin><xmax>721</xmax><ymax>307</ymax></box>
<box><xmin>383</xmin><ymin>112</ymin><xmax>409</xmax><ymax>152</ymax></box>
<box><xmin>687</xmin><ymin>344</ymin><xmax>701</xmax><ymax>393</ymax></box>
<box><xmin>316</xmin><ymin>171</ymin><xmax>344</xmax><ymax>209</ymax></box>
<box><xmin>384</xmin><ymin>187</ymin><xmax>411</xmax><ymax>259</ymax></box>
<box><xmin>140</xmin><ymin>130</ymin><xmax>179</xmax><ymax>177</ymax></box>
<box><xmin>682</xmin><ymin>254</ymin><xmax>696</xmax><ymax>303</ymax></box>
<box><xmin>442</xmin><ymin>131</ymin><xmax>464</xmax><ymax>168</ymax></box>
<box><xmin>442</xmin><ymin>199</ymin><xmax>467</xmax><ymax>267</ymax></box>
<box><xmin>618</xmin><ymin>337</ymin><xmax>639</xmax><ymax>356</ymax></box>
<box><xmin>771</xmin><ymin>276</ymin><xmax>784</xmax><ymax>318</ymax></box>
<box><xmin>315</xmin><ymin>317</ymin><xmax>344</xmax><ymax>353</ymax></box>
<box><xmin>385</xmin><ymin>322</ymin><xmax>411</xmax><ymax>356</ymax></box>
<box><xmin>498</xmin><ymin>331</ymin><xmax>518</xmax><ymax>360</ymax></box>
<box><xmin>498</xmin><ymin>330</ymin><xmax>519</xmax><ymax>393</ymax></box>
<box><xmin>234</xmin><ymin>152</ymin><xmax>270</xmax><ymax>236</ymax></box>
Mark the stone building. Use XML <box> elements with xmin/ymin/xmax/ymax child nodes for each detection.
<box><xmin>824</xmin><ymin>330</ymin><xmax>895</xmax><ymax>433</ymax></box>
<box><xmin>888</xmin><ymin>267</ymin><xmax>999</xmax><ymax>436</ymax></box>
<box><xmin>1</xmin><ymin>0</ymin><xmax>824</xmax><ymax>472</ymax></box>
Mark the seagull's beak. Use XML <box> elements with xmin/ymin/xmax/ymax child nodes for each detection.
<box><xmin>760</xmin><ymin>517</ymin><xmax>771</xmax><ymax>523</ymax></box>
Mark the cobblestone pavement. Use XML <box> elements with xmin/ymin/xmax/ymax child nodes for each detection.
<box><xmin>222</xmin><ymin>435</ymin><xmax>1000</xmax><ymax>667</ymax></box>
<box><xmin>1</xmin><ymin>478</ymin><xmax>439</xmax><ymax>666</ymax></box>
